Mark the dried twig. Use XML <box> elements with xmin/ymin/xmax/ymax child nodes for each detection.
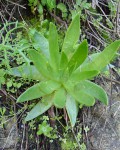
<box><xmin>21</xmin><ymin>123</ymin><xmax>26</xmax><ymax>150</ymax></box>
<box><xmin>116</xmin><ymin>1</ymin><xmax>120</xmax><ymax>37</ymax></box>
<box><xmin>49</xmin><ymin>11</ymin><xmax>67</xmax><ymax>29</ymax></box>
<box><xmin>6</xmin><ymin>0</ymin><xmax>26</xmax><ymax>9</ymax></box>
<box><xmin>102</xmin><ymin>75</ymin><xmax>120</xmax><ymax>85</ymax></box>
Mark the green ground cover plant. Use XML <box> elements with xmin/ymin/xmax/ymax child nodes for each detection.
<box><xmin>8</xmin><ymin>14</ymin><xmax>120</xmax><ymax>127</ymax></box>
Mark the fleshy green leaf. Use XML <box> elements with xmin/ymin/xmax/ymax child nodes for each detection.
<box><xmin>28</xmin><ymin>50</ymin><xmax>50</xmax><ymax>78</ymax></box>
<box><xmin>65</xmin><ymin>83</ymin><xmax>95</xmax><ymax>106</ymax></box>
<box><xmin>29</xmin><ymin>29</ymin><xmax>49</xmax><ymax>58</ymax></box>
<box><xmin>53</xmin><ymin>88</ymin><xmax>66</xmax><ymax>108</ymax></box>
<box><xmin>81</xmin><ymin>40</ymin><xmax>120</xmax><ymax>72</ymax></box>
<box><xmin>59</xmin><ymin>52</ymin><xmax>68</xmax><ymax>76</ymax></box>
<box><xmin>75</xmin><ymin>80</ymin><xmax>108</xmax><ymax>105</ymax></box>
<box><xmin>69</xmin><ymin>70</ymin><xmax>98</xmax><ymax>83</ymax></box>
<box><xmin>49</xmin><ymin>23</ymin><xmax>60</xmax><ymax>69</ymax></box>
<box><xmin>80</xmin><ymin>53</ymin><xmax>100</xmax><ymax>68</ymax></box>
<box><xmin>72</xmin><ymin>91</ymin><xmax>95</xmax><ymax>106</ymax></box>
<box><xmin>17</xmin><ymin>80</ymin><xmax>61</xmax><ymax>102</ymax></box>
<box><xmin>25</xmin><ymin>95</ymin><xmax>53</xmax><ymax>121</ymax></box>
<box><xmin>39</xmin><ymin>80</ymin><xmax>61</xmax><ymax>94</ymax></box>
<box><xmin>79</xmin><ymin>53</ymin><xmax>115</xmax><ymax>73</ymax></box>
<box><xmin>61</xmin><ymin>68</ymin><xmax>70</xmax><ymax>82</ymax></box>
<box><xmin>66</xmin><ymin>94</ymin><xmax>78</xmax><ymax>127</ymax></box>
<box><xmin>17</xmin><ymin>83</ymin><xmax>44</xmax><ymax>102</ymax></box>
<box><xmin>9</xmin><ymin>65</ymin><xmax>43</xmax><ymax>80</ymax></box>
<box><xmin>46</xmin><ymin>63</ymin><xmax>60</xmax><ymax>81</ymax></box>
<box><xmin>62</xmin><ymin>14</ymin><xmax>80</xmax><ymax>56</ymax></box>
<box><xmin>68</xmin><ymin>39</ymin><xmax>88</xmax><ymax>72</ymax></box>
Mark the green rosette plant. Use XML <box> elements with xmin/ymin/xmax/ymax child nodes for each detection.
<box><xmin>12</xmin><ymin>14</ymin><xmax>120</xmax><ymax>127</ymax></box>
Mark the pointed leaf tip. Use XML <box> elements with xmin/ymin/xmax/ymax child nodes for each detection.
<box><xmin>49</xmin><ymin>22</ymin><xmax>60</xmax><ymax>69</ymax></box>
<box><xmin>66</xmin><ymin>94</ymin><xmax>78</xmax><ymax>127</ymax></box>
<box><xmin>25</xmin><ymin>95</ymin><xmax>53</xmax><ymax>121</ymax></box>
<box><xmin>62</xmin><ymin>13</ymin><xmax>80</xmax><ymax>56</ymax></box>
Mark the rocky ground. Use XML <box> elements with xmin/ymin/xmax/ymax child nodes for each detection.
<box><xmin>84</xmin><ymin>77</ymin><xmax>120</xmax><ymax>150</ymax></box>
